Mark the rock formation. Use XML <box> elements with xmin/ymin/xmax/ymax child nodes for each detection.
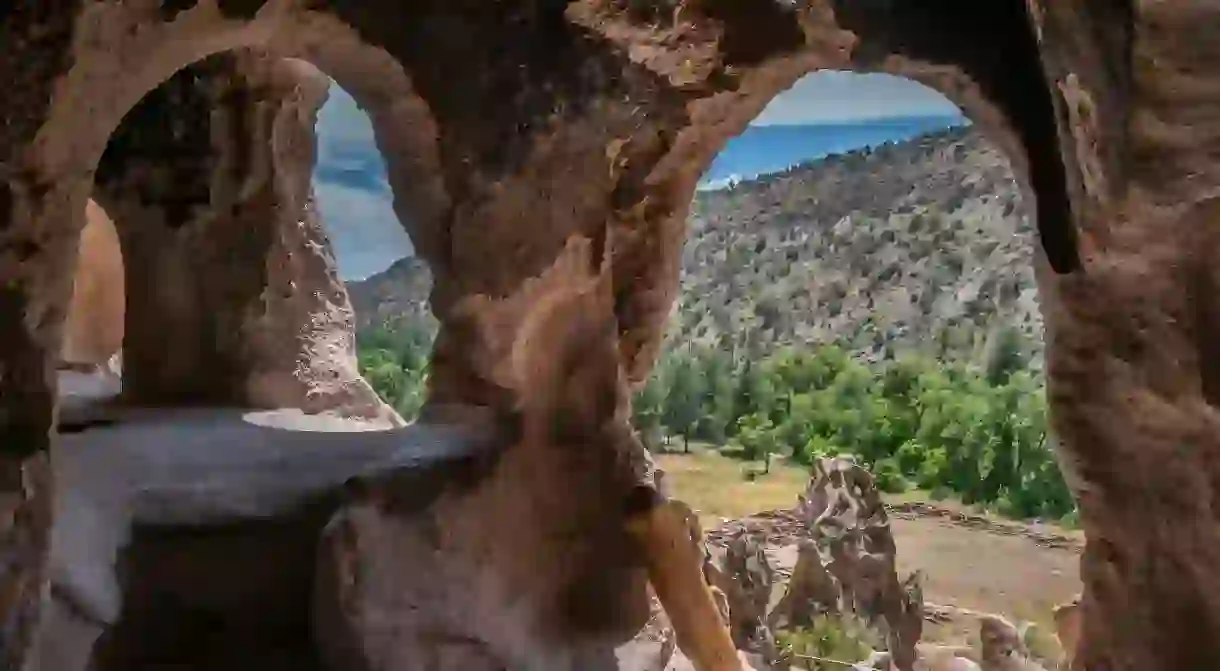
<box><xmin>682</xmin><ymin>457</ymin><xmax>924</xmax><ymax>670</ymax></box>
<box><xmin>795</xmin><ymin>456</ymin><xmax>924</xmax><ymax>670</ymax></box>
<box><xmin>1052</xmin><ymin>596</ymin><xmax>1081</xmax><ymax>671</ymax></box>
<box><xmin>704</xmin><ymin>535</ymin><xmax>778</xmax><ymax>662</ymax></box>
<box><xmin>977</xmin><ymin>616</ymin><xmax>1048</xmax><ymax>671</ymax></box>
<box><xmin>0</xmin><ymin>1</ymin><xmax>1215</xmax><ymax>669</ymax></box>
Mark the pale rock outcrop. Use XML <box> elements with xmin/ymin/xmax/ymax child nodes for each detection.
<box><xmin>61</xmin><ymin>200</ymin><xmax>124</xmax><ymax>369</ymax></box>
<box><xmin>796</xmin><ymin>456</ymin><xmax>925</xmax><ymax>670</ymax></box>
<box><xmin>1052</xmin><ymin>596</ymin><xmax>1080</xmax><ymax>671</ymax></box>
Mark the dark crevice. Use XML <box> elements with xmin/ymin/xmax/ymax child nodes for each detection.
<box><xmin>215</xmin><ymin>0</ymin><xmax>267</xmax><ymax>21</ymax></box>
<box><xmin>0</xmin><ymin>283</ymin><xmax>54</xmax><ymax>459</ymax></box>
<box><xmin>0</xmin><ymin>181</ymin><xmax>12</xmax><ymax>231</ymax></box>
<box><xmin>604</xmin><ymin>0</ymin><xmax>807</xmax><ymax>75</ymax></box>
<box><xmin>57</xmin><ymin>418</ymin><xmax>118</xmax><ymax>434</ymax></box>
<box><xmin>159</xmin><ymin>0</ymin><xmax>199</xmax><ymax>21</ymax></box>
<box><xmin>1188</xmin><ymin>199</ymin><xmax>1220</xmax><ymax>407</ymax></box>
<box><xmin>700</xmin><ymin>0</ymin><xmax>806</xmax><ymax>67</ymax></box>
<box><xmin>97</xmin><ymin>57</ymin><xmax>222</xmax><ymax>230</ymax></box>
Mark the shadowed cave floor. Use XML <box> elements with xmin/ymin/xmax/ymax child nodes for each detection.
<box><xmin>38</xmin><ymin>400</ymin><xmax>494</xmax><ymax>670</ymax></box>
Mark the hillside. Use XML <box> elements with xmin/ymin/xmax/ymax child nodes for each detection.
<box><xmin>678</xmin><ymin>125</ymin><xmax>1041</xmax><ymax>366</ymax></box>
<box><xmin>347</xmin><ymin>255</ymin><xmax>435</xmax><ymax>333</ymax></box>
<box><xmin>349</xmin><ymin>125</ymin><xmax>1041</xmax><ymax>366</ymax></box>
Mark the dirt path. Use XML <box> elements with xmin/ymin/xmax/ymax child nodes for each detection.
<box><xmin>890</xmin><ymin>513</ymin><xmax>1079</xmax><ymax>640</ymax></box>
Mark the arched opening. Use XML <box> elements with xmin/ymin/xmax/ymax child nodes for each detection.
<box><xmin>36</xmin><ymin>46</ymin><xmax>457</xmax><ymax>671</ymax></box>
<box><xmin>81</xmin><ymin>50</ymin><xmax>436</xmax><ymax>424</ymax></box>
<box><xmin>640</xmin><ymin>70</ymin><xmax>1079</xmax><ymax>668</ymax></box>
<box><xmin>313</xmin><ymin>83</ymin><xmax>437</xmax><ymax>423</ymax></box>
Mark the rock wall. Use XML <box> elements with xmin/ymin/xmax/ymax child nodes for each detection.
<box><xmin>60</xmin><ymin>200</ymin><xmax>123</xmax><ymax>369</ymax></box>
<box><xmin>1</xmin><ymin>1</ymin><xmax>1218</xmax><ymax>669</ymax></box>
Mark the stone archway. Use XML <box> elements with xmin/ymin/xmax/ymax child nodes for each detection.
<box><xmin>90</xmin><ymin>50</ymin><xmax>409</xmax><ymax>420</ymax></box>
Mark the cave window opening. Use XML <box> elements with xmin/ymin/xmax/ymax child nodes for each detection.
<box><xmin>315</xmin><ymin>82</ymin><xmax>437</xmax><ymax>423</ymax></box>
<box><xmin>635</xmin><ymin>70</ymin><xmax>1075</xmax><ymax>664</ymax></box>
<box><xmin>76</xmin><ymin>53</ymin><xmax>437</xmax><ymax>422</ymax></box>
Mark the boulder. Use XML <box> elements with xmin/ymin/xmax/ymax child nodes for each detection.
<box><xmin>796</xmin><ymin>456</ymin><xmax>924</xmax><ymax>670</ymax></box>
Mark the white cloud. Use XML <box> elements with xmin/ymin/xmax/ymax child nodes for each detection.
<box><xmin>313</xmin><ymin>83</ymin><xmax>409</xmax><ymax>281</ymax></box>
<box><xmin>750</xmin><ymin>71</ymin><xmax>962</xmax><ymax>126</ymax></box>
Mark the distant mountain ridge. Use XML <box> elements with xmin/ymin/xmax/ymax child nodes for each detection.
<box><xmin>349</xmin><ymin>122</ymin><xmax>1040</xmax><ymax>367</ymax></box>
<box><xmin>700</xmin><ymin>114</ymin><xmax>967</xmax><ymax>188</ymax></box>
<box><xmin>347</xmin><ymin>255</ymin><xmax>434</xmax><ymax>332</ymax></box>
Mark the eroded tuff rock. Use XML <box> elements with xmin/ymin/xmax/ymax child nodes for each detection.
<box><xmin>703</xmin><ymin>535</ymin><xmax>778</xmax><ymax>665</ymax></box>
<box><xmin>795</xmin><ymin>456</ymin><xmax>924</xmax><ymax>670</ymax></box>
<box><xmin>689</xmin><ymin>457</ymin><xmax>924</xmax><ymax>670</ymax></box>
<box><xmin>1052</xmin><ymin>597</ymin><xmax>1081</xmax><ymax>671</ymax></box>
<box><xmin>1</xmin><ymin>1</ymin><xmax>1219</xmax><ymax>670</ymax></box>
<box><xmin>313</xmin><ymin>251</ymin><xmax>659</xmax><ymax>668</ymax></box>
<box><xmin>60</xmin><ymin>200</ymin><xmax>123</xmax><ymax>370</ymax></box>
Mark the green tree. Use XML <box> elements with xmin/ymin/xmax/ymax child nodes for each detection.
<box><xmin>662</xmin><ymin>349</ymin><xmax>706</xmax><ymax>452</ymax></box>
<box><xmin>356</xmin><ymin>317</ymin><xmax>436</xmax><ymax>422</ymax></box>
<box><xmin>695</xmin><ymin>346</ymin><xmax>736</xmax><ymax>444</ymax></box>
<box><xmin>982</xmin><ymin>325</ymin><xmax>1028</xmax><ymax>385</ymax></box>
<box><xmin>627</xmin><ymin>339</ymin><xmax>1074</xmax><ymax>522</ymax></box>
<box><xmin>735</xmin><ymin>413</ymin><xmax>782</xmax><ymax>473</ymax></box>
<box><xmin>633</xmin><ymin>373</ymin><xmax>668</xmax><ymax>449</ymax></box>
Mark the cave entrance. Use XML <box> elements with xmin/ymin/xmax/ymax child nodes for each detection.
<box><xmin>639</xmin><ymin>70</ymin><xmax>1078</xmax><ymax>669</ymax></box>
<box><xmin>78</xmin><ymin>52</ymin><xmax>437</xmax><ymax>426</ymax></box>
<box><xmin>37</xmin><ymin>50</ymin><xmax>457</xmax><ymax>671</ymax></box>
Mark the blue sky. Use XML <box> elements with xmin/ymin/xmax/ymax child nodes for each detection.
<box><xmin>315</xmin><ymin>71</ymin><xmax>962</xmax><ymax>280</ymax></box>
<box><xmin>750</xmin><ymin>71</ymin><xmax>962</xmax><ymax>125</ymax></box>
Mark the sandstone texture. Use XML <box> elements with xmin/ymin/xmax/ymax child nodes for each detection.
<box><xmin>0</xmin><ymin>1</ymin><xmax>1215</xmax><ymax>670</ymax></box>
<box><xmin>60</xmin><ymin>201</ymin><xmax>123</xmax><ymax>369</ymax></box>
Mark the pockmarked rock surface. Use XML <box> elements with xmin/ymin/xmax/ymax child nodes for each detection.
<box><xmin>0</xmin><ymin>1</ymin><xmax>1216</xmax><ymax>669</ymax></box>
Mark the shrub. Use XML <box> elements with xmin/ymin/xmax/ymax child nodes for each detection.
<box><xmin>929</xmin><ymin>486</ymin><xmax>954</xmax><ymax>502</ymax></box>
<box><xmin>873</xmin><ymin>458</ymin><xmax>909</xmax><ymax>494</ymax></box>
<box><xmin>776</xmin><ymin>614</ymin><xmax>881</xmax><ymax>670</ymax></box>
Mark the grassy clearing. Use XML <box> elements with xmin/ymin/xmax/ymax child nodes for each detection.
<box><xmin>656</xmin><ymin>450</ymin><xmax>808</xmax><ymax>530</ymax></box>
<box><xmin>655</xmin><ymin>449</ymin><xmax>976</xmax><ymax>528</ymax></box>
